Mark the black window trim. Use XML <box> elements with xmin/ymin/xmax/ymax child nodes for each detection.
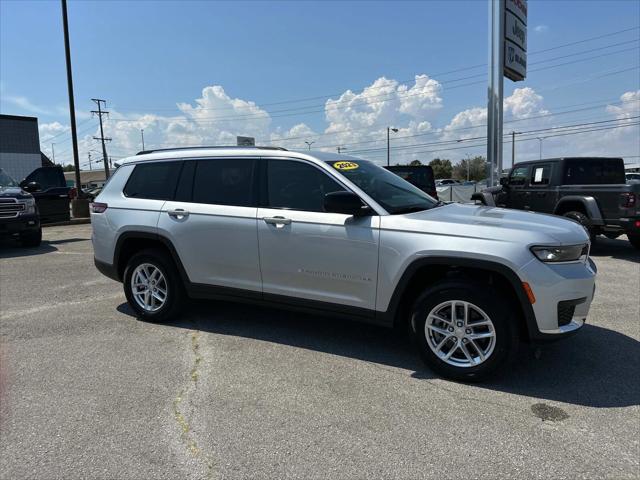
<box><xmin>260</xmin><ymin>156</ymin><xmax>363</xmax><ymax>213</ymax></box>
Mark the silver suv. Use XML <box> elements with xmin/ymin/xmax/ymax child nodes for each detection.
<box><xmin>91</xmin><ymin>147</ymin><xmax>596</xmax><ymax>381</ymax></box>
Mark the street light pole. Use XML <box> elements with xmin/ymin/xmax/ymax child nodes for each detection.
<box><xmin>536</xmin><ymin>137</ymin><xmax>543</xmax><ymax>159</ymax></box>
<box><xmin>337</xmin><ymin>146</ymin><xmax>346</xmax><ymax>154</ymax></box>
<box><xmin>141</xmin><ymin>129</ymin><xmax>145</xmax><ymax>151</ymax></box>
<box><xmin>51</xmin><ymin>143</ymin><xmax>55</xmax><ymax>163</ymax></box>
<box><xmin>387</xmin><ymin>127</ymin><xmax>398</xmax><ymax>166</ymax></box>
<box><xmin>304</xmin><ymin>141</ymin><xmax>315</xmax><ymax>151</ymax></box>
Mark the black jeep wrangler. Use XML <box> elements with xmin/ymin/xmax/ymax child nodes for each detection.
<box><xmin>473</xmin><ymin>157</ymin><xmax>640</xmax><ymax>249</ymax></box>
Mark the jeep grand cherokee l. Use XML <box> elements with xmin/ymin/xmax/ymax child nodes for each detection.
<box><xmin>91</xmin><ymin>147</ymin><xmax>596</xmax><ymax>381</ymax></box>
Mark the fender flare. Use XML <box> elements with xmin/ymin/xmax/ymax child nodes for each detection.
<box><xmin>554</xmin><ymin>196</ymin><xmax>604</xmax><ymax>225</ymax></box>
<box><xmin>113</xmin><ymin>231</ymin><xmax>191</xmax><ymax>284</ymax></box>
<box><xmin>470</xmin><ymin>191</ymin><xmax>496</xmax><ymax>206</ymax></box>
<box><xmin>379</xmin><ymin>256</ymin><xmax>539</xmax><ymax>340</ymax></box>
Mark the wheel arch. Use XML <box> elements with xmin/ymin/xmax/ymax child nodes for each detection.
<box><xmin>381</xmin><ymin>257</ymin><xmax>538</xmax><ymax>342</ymax></box>
<box><xmin>554</xmin><ymin>196</ymin><xmax>603</xmax><ymax>225</ymax></box>
<box><xmin>114</xmin><ymin>231</ymin><xmax>190</xmax><ymax>284</ymax></box>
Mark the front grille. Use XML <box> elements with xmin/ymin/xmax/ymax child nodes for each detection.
<box><xmin>0</xmin><ymin>199</ymin><xmax>24</xmax><ymax>218</ymax></box>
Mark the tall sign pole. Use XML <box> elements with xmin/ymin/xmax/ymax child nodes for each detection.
<box><xmin>61</xmin><ymin>0</ymin><xmax>81</xmax><ymax>194</ymax></box>
<box><xmin>487</xmin><ymin>0</ymin><xmax>527</xmax><ymax>186</ymax></box>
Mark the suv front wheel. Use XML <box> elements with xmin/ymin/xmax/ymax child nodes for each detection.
<box><xmin>123</xmin><ymin>248</ymin><xmax>185</xmax><ymax>322</ymax></box>
<box><xmin>410</xmin><ymin>281</ymin><xmax>518</xmax><ymax>382</ymax></box>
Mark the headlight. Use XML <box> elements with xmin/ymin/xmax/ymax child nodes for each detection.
<box><xmin>531</xmin><ymin>244</ymin><xmax>589</xmax><ymax>263</ymax></box>
<box><xmin>18</xmin><ymin>197</ymin><xmax>36</xmax><ymax>215</ymax></box>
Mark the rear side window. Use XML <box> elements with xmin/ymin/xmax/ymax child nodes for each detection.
<box><xmin>123</xmin><ymin>161</ymin><xmax>182</xmax><ymax>199</ymax></box>
<box><xmin>267</xmin><ymin>160</ymin><xmax>346</xmax><ymax>212</ymax></box>
<box><xmin>530</xmin><ymin>164</ymin><xmax>552</xmax><ymax>185</ymax></box>
<box><xmin>563</xmin><ymin>158</ymin><xmax>626</xmax><ymax>185</ymax></box>
<box><xmin>192</xmin><ymin>159</ymin><xmax>256</xmax><ymax>207</ymax></box>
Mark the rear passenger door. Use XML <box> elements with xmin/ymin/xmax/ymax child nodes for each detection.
<box><xmin>256</xmin><ymin>158</ymin><xmax>379</xmax><ymax>311</ymax></box>
<box><xmin>157</xmin><ymin>158</ymin><xmax>262</xmax><ymax>293</ymax></box>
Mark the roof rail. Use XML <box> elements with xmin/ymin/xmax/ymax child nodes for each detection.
<box><xmin>135</xmin><ymin>145</ymin><xmax>288</xmax><ymax>156</ymax></box>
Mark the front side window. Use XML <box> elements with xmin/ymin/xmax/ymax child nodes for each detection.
<box><xmin>326</xmin><ymin>159</ymin><xmax>439</xmax><ymax>214</ymax></box>
<box><xmin>509</xmin><ymin>166</ymin><xmax>529</xmax><ymax>186</ymax></box>
<box><xmin>123</xmin><ymin>161</ymin><xmax>182</xmax><ymax>200</ymax></box>
<box><xmin>530</xmin><ymin>164</ymin><xmax>552</xmax><ymax>186</ymax></box>
<box><xmin>192</xmin><ymin>159</ymin><xmax>256</xmax><ymax>207</ymax></box>
<box><xmin>267</xmin><ymin>160</ymin><xmax>346</xmax><ymax>212</ymax></box>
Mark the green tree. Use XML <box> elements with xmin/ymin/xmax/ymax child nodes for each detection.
<box><xmin>61</xmin><ymin>164</ymin><xmax>75</xmax><ymax>172</ymax></box>
<box><xmin>429</xmin><ymin>158</ymin><xmax>453</xmax><ymax>179</ymax></box>
<box><xmin>453</xmin><ymin>156</ymin><xmax>487</xmax><ymax>182</ymax></box>
<box><xmin>409</xmin><ymin>159</ymin><xmax>422</xmax><ymax>166</ymax></box>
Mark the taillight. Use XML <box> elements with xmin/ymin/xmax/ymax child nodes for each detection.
<box><xmin>90</xmin><ymin>202</ymin><xmax>108</xmax><ymax>213</ymax></box>
<box><xmin>620</xmin><ymin>193</ymin><xmax>636</xmax><ymax>208</ymax></box>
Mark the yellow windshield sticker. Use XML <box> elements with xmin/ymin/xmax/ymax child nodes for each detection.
<box><xmin>333</xmin><ymin>161</ymin><xmax>359</xmax><ymax>171</ymax></box>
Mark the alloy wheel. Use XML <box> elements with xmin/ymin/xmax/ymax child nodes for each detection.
<box><xmin>425</xmin><ymin>300</ymin><xmax>496</xmax><ymax>368</ymax></box>
<box><xmin>131</xmin><ymin>263</ymin><xmax>168</xmax><ymax>312</ymax></box>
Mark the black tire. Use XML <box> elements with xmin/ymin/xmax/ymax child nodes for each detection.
<box><xmin>410</xmin><ymin>280</ymin><xmax>519</xmax><ymax>382</ymax></box>
<box><xmin>563</xmin><ymin>211</ymin><xmax>596</xmax><ymax>245</ymax></box>
<box><xmin>20</xmin><ymin>228</ymin><xmax>42</xmax><ymax>247</ymax></box>
<box><xmin>123</xmin><ymin>248</ymin><xmax>185</xmax><ymax>322</ymax></box>
<box><xmin>628</xmin><ymin>234</ymin><xmax>640</xmax><ymax>250</ymax></box>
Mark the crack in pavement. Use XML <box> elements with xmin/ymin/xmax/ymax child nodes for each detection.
<box><xmin>172</xmin><ymin>331</ymin><xmax>215</xmax><ymax>479</ymax></box>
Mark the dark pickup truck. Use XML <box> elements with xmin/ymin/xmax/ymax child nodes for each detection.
<box><xmin>19</xmin><ymin>165</ymin><xmax>71</xmax><ymax>224</ymax></box>
<box><xmin>473</xmin><ymin>157</ymin><xmax>640</xmax><ymax>249</ymax></box>
<box><xmin>0</xmin><ymin>168</ymin><xmax>42</xmax><ymax>246</ymax></box>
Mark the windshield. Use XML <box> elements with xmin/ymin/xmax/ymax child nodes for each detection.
<box><xmin>0</xmin><ymin>169</ymin><xmax>18</xmax><ymax>188</ymax></box>
<box><xmin>326</xmin><ymin>159</ymin><xmax>439</xmax><ymax>214</ymax></box>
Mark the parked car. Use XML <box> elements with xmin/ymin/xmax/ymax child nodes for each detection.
<box><xmin>92</xmin><ymin>147</ymin><xmax>596</xmax><ymax>381</ymax></box>
<box><xmin>19</xmin><ymin>166</ymin><xmax>71</xmax><ymax>223</ymax></box>
<box><xmin>435</xmin><ymin>178</ymin><xmax>459</xmax><ymax>186</ymax></box>
<box><xmin>384</xmin><ymin>165</ymin><xmax>438</xmax><ymax>199</ymax></box>
<box><xmin>626</xmin><ymin>172</ymin><xmax>640</xmax><ymax>183</ymax></box>
<box><xmin>472</xmin><ymin>157</ymin><xmax>640</xmax><ymax>249</ymax></box>
<box><xmin>0</xmin><ymin>168</ymin><xmax>42</xmax><ymax>246</ymax></box>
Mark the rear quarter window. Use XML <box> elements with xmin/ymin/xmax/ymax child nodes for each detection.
<box><xmin>563</xmin><ymin>159</ymin><xmax>626</xmax><ymax>185</ymax></box>
<box><xmin>123</xmin><ymin>161</ymin><xmax>182</xmax><ymax>200</ymax></box>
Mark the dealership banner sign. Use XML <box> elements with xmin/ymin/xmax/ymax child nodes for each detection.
<box><xmin>504</xmin><ymin>0</ymin><xmax>527</xmax><ymax>81</ymax></box>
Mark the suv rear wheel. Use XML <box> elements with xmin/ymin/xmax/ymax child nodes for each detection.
<box><xmin>123</xmin><ymin>249</ymin><xmax>185</xmax><ymax>322</ymax></box>
<box><xmin>410</xmin><ymin>280</ymin><xmax>518</xmax><ymax>382</ymax></box>
<box><xmin>628</xmin><ymin>233</ymin><xmax>640</xmax><ymax>250</ymax></box>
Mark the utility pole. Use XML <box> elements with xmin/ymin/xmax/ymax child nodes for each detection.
<box><xmin>466</xmin><ymin>154</ymin><xmax>471</xmax><ymax>181</ymax></box>
<box><xmin>141</xmin><ymin>129</ymin><xmax>145</xmax><ymax>151</ymax></box>
<box><xmin>51</xmin><ymin>143</ymin><xmax>55</xmax><ymax>163</ymax></box>
<box><xmin>88</xmin><ymin>151</ymin><xmax>92</xmax><ymax>171</ymax></box>
<box><xmin>536</xmin><ymin>137</ymin><xmax>543</xmax><ymax>159</ymax></box>
<box><xmin>511</xmin><ymin>131</ymin><xmax>516</xmax><ymax>167</ymax></box>
<box><xmin>387</xmin><ymin>127</ymin><xmax>398</xmax><ymax>166</ymax></box>
<box><xmin>337</xmin><ymin>146</ymin><xmax>346</xmax><ymax>154</ymax></box>
<box><xmin>92</xmin><ymin>98</ymin><xmax>111</xmax><ymax>180</ymax></box>
<box><xmin>61</xmin><ymin>0</ymin><xmax>81</xmax><ymax>195</ymax></box>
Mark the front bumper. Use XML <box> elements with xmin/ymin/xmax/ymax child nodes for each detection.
<box><xmin>518</xmin><ymin>256</ymin><xmax>597</xmax><ymax>342</ymax></box>
<box><xmin>0</xmin><ymin>214</ymin><xmax>41</xmax><ymax>236</ymax></box>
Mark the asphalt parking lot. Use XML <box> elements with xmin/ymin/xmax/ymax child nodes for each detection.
<box><xmin>1</xmin><ymin>224</ymin><xmax>638</xmax><ymax>480</ymax></box>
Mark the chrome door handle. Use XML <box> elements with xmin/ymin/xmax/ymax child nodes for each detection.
<box><xmin>263</xmin><ymin>216</ymin><xmax>291</xmax><ymax>227</ymax></box>
<box><xmin>168</xmin><ymin>209</ymin><xmax>189</xmax><ymax>218</ymax></box>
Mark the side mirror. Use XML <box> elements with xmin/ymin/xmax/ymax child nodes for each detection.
<box><xmin>324</xmin><ymin>191</ymin><xmax>370</xmax><ymax>216</ymax></box>
<box><xmin>499</xmin><ymin>177</ymin><xmax>509</xmax><ymax>187</ymax></box>
<box><xmin>22</xmin><ymin>181</ymin><xmax>41</xmax><ymax>193</ymax></box>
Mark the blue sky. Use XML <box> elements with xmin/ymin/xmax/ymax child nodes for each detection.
<box><xmin>1</xmin><ymin>0</ymin><xmax>639</xmax><ymax>167</ymax></box>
